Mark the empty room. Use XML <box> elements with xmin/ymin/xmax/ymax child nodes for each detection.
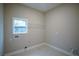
<box><xmin>0</xmin><ymin>3</ymin><xmax>79</xmax><ymax>56</ymax></box>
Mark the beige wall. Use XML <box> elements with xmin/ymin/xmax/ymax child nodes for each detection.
<box><xmin>4</xmin><ymin>4</ymin><xmax>45</xmax><ymax>53</ymax></box>
<box><xmin>45</xmin><ymin>4</ymin><xmax>79</xmax><ymax>52</ymax></box>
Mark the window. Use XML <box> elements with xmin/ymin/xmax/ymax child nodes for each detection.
<box><xmin>12</xmin><ymin>17</ymin><xmax>28</xmax><ymax>34</ymax></box>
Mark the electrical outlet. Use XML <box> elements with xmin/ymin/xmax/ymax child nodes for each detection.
<box><xmin>24</xmin><ymin>46</ymin><xmax>27</xmax><ymax>49</ymax></box>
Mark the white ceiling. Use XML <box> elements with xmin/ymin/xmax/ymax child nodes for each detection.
<box><xmin>21</xmin><ymin>3</ymin><xmax>61</xmax><ymax>12</ymax></box>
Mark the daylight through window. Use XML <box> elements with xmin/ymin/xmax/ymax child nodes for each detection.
<box><xmin>13</xmin><ymin>17</ymin><xmax>28</xmax><ymax>34</ymax></box>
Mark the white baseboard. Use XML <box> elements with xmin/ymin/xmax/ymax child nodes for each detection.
<box><xmin>44</xmin><ymin>43</ymin><xmax>74</xmax><ymax>56</ymax></box>
<box><xmin>5</xmin><ymin>43</ymin><xmax>45</xmax><ymax>56</ymax></box>
<box><xmin>5</xmin><ymin>42</ymin><xmax>74</xmax><ymax>56</ymax></box>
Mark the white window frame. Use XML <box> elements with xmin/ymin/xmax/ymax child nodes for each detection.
<box><xmin>12</xmin><ymin>17</ymin><xmax>28</xmax><ymax>34</ymax></box>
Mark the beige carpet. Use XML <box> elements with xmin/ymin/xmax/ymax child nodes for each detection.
<box><xmin>12</xmin><ymin>45</ymin><xmax>68</xmax><ymax>56</ymax></box>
